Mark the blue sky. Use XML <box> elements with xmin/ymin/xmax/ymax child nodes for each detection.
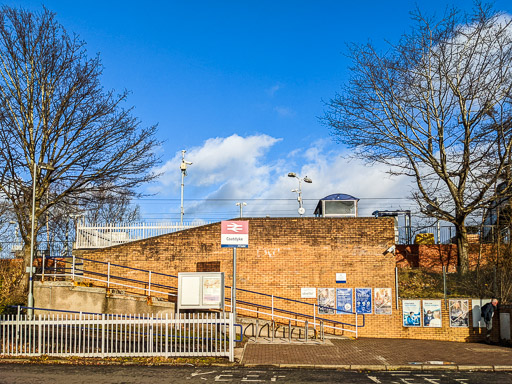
<box><xmin>6</xmin><ymin>1</ymin><xmax>512</xmax><ymax>221</ymax></box>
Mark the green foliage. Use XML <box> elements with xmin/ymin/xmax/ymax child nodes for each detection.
<box><xmin>399</xmin><ymin>267</ymin><xmax>502</xmax><ymax>300</ymax></box>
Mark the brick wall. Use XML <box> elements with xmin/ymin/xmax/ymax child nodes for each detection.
<box><xmin>396</xmin><ymin>244</ymin><xmax>500</xmax><ymax>272</ymax></box>
<box><xmin>78</xmin><ymin>217</ymin><xmax>489</xmax><ymax>341</ymax></box>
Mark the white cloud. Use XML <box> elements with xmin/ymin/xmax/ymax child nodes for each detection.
<box><xmin>151</xmin><ymin>134</ymin><xmax>282</xmax><ymax>196</ymax></box>
<box><xmin>147</xmin><ymin>134</ymin><xmax>413</xmax><ymax>219</ymax></box>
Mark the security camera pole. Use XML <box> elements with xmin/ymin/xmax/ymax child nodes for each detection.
<box><xmin>180</xmin><ymin>150</ymin><xmax>193</xmax><ymax>228</ymax></box>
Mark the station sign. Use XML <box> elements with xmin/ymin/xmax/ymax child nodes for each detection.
<box><xmin>221</xmin><ymin>221</ymin><xmax>249</xmax><ymax>248</ymax></box>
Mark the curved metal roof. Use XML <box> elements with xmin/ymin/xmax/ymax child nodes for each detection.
<box><xmin>318</xmin><ymin>193</ymin><xmax>359</xmax><ymax>201</ymax></box>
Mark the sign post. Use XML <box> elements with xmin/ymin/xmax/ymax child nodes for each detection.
<box><xmin>221</xmin><ymin>221</ymin><xmax>249</xmax><ymax>322</ymax></box>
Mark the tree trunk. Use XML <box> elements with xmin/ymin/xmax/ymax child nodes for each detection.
<box><xmin>455</xmin><ymin>222</ymin><xmax>469</xmax><ymax>274</ymax></box>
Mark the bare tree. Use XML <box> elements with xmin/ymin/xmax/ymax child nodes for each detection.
<box><xmin>325</xmin><ymin>4</ymin><xmax>512</xmax><ymax>273</ymax></box>
<box><xmin>0</xmin><ymin>7</ymin><xmax>160</xmax><ymax>270</ymax></box>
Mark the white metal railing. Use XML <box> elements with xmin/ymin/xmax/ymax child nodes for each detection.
<box><xmin>0</xmin><ymin>311</ymin><xmax>234</xmax><ymax>361</ymax></box>
<box><xmin>75</xmin><ymin>221</ymin><xmax>210</xmax><ymax>249</ymax></box>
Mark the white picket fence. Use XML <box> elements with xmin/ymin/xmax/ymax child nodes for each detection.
<box><xmin>75</xmin><ymin>221</ymin><xmax>210</xmax><ymax>249</ymax></box>
<box><xmin>0</xmin><ymin>312</ymin><xmax>234</xmax><ymax>361</ymax></box>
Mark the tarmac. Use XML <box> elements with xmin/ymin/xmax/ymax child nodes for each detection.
<box><xmin>240</xmin><ymin>336</ymin><xmax>512</xmax><ymax>371</ymax></box>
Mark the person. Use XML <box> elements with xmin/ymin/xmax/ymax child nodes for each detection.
<box><xmin>424</xmin><ymin>310</ymin><xmax>433</xmax><ymax>326</ymax></box>
<box><xmin>406</xmin><ymin>312</ymin><xmax>416</xmax><ymax>325</ymax></box>
<box><xmin>429</xmin><ymin>310</ymin><xmax>442</xmax><ymax>327</ymax></box>
<box><xmin>481</xmin><ymin>298</ymin><xmax>499</xmax><ymax>343</ymax></box>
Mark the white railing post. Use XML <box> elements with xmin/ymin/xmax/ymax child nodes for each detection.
<box><xmin>42</xmin><ymin>251</ymin><xmax>45</xmax><ymax>281</ymax></box>
<box><xmin>148</xmin><ymin>271</ymin><xmax>152</xmax><ymax>297</ymax></box>
<box><xmin>271</xmin><ymin>295</ymin><xmax>274</xmax><ymax>322</ymax></box>
<box><xmin>107</xmin><ymin>262</ymin><xmax>111</xmax><ymax>289</ymax></box>
<box><xmin>101</xmin><ymin>314</ymin><xmax>105</xmax><ymax>357</ymax></box>
<box><xmin>313</xmin><ymin>304</ymin><xmax>316</xmax><ymax>330</ymax></box>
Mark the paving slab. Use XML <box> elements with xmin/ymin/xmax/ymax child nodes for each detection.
<box><xmin>241</xmin><ymin>337</ymin><xmax>512</xmax><ymax>371</ymax></box>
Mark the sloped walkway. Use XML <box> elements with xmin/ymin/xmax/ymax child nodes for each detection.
<box><xmin>242</xmin><ymin>337</ymin><xmax>512</xmax><ymax>371</ymax></box>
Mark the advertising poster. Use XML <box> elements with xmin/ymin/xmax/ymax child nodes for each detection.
<box><xmin>374</xmin><ymin>288</ymin><xmax>392</xmax><ymax>315</ymax></box>
<box><xmin>402</xmin><ymin>299</ymin><xmax>421</xmax><ymax>327</ymax></box>
<box><xmin>336</xmin><ymin>288</ymin><xmax>353</xmax><ymax>314</ymax></box>
<box><xmin>449</xmin><ymin>299</ymin><xmax>469</xmax><ymax>327</ymax></box>
<box><xmin>202</xmin><ymin>276</ymin><xmax>222</xmax><ymax>305</ymax></box>
<box><xmin>472</xmin><ymin>298</ymin><xmax>491</xmax><ymax>328</ymax></box>
<box><xmin>355</xmin><ymin>288</ymin><xmax>372</xmax><ymax>314</ymax></box>
<box><xmin>318</xmin><ymin>288</ymin><xmax>335</xmax><ymax>314</ymax></box>
<box><xmin>423</xmin><ymin>300</ymin><xmax>442</xmax><ymax>327</ymax></box>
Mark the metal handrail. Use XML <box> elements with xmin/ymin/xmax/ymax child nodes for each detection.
<box><xmin>38</xmin><ymin>255</ymin><xmax>364</xmax><ymax>336</ymax></box>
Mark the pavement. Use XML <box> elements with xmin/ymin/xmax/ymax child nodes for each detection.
<box><xmin>240</xmin><ymin>336</ymin><xmax>512</xmax><ymax>371</ymax></box>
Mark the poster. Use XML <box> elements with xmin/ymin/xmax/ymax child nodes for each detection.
<box><xmin>423</xmin><ymin>300</ymin><xmax>442</xmax><ymax>327</ymax></box>
<box><xmin>318</xmin><ymin>288</ymin><xmax>336</xmax><ymax>314</ymax></box>
<box><xmin>355</xmin><ymin>288</ymin><xmax>372</xmax><ymax>314</ymax></box>
<box><xmin>374</xmin><ymin>288</ymin><xmax>392</xmax><ymax>315</ymax></box>
<box><xmin>301</xmin><ymin>288</ymin><xmax>316</xmax><ymax>299</ymax></box>
<box><xmin>403</xmin><ymin>299</ymin><xmax>421</xmax><ymax>327</ymax></box>
<box><xmin>336</xmin><ymin>288</ymin><xmax>353</xmax><ymax>314</ymax></box>
<box><xmin>472</xmin><ymin>298</ymin><xmax>492</xmax><ymax>328</ymax></box>
<box><xmin>449</xmin><ymin>299</ymin><xmax>469</xmax><ymax>327</ymax></box>
<box><xmin>202</xmin><ymin>276</ymin><xmax>222</xmax><ymax>305</ymax></box>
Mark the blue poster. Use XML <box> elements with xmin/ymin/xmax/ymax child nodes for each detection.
<box><xmin>355</xmin><ymin>288</ymin><xmax>372</xmax><ymax>314</ymax></box>
<box><xmin>336</xmin><ymin>288</ymin><xmax>353</xmax><ymax>314</ymax></box>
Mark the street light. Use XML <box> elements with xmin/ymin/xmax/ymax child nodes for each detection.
<box><xmin>28</xmin><ymin>162</ymin><xmax>54</xmax><ymax>318</ymax></box>
<box><xmin>288</xmin><ymin>172</ymin><xmax>312</xmax><ymax>217</ymax></box>
<box><xmin>236</xmin><ymin>202</ymin><xmax>247</xmax><ymax>218</ymax></box>
<box><xmin>180</xmin><ymin>150</ymin><xmax>193</xmax><ymax>228</ymax></box>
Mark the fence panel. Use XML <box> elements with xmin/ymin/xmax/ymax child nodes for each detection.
<box><xmin>75</xmin><ymin>222</ymin><xmax>210</xmax><ymax>249</ymax></box>
<box><xmin>0</xmin><ymin>312</ymin><xmax>234</xmax><ymax>361</ymax></box>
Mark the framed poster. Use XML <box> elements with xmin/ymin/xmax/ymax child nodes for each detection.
<box><xmin>355</xmin><ymin>288</ymin><xmax>372</xmax><ymax>314</ymax></box>
<box><xmin>374</xmin><ymin>288</ymin><xmax>392</xmax><ymax>315</ymax></box>
<box><xmin>318</xmin><ymin>288</ymin><xmax>335</xmax><ymax>314</ymax></box>
<box><xmin>449</xmin><ymin>299</ymin><xmax>469</xmax><ymax>327</ymax></box>
<box><xmin>423</xmin><ymin>300</ymin><xmax>442</xmax><ymax>327</ymax></box>
<box><xmin>336</xmin><ymin>288</ymin><xmax>353</xmax><ymax>314</ymax></box>
<box><xmin>403</xmin><ymin>299</ymin><xmax>421</xmax><ymax>327</ymax></box>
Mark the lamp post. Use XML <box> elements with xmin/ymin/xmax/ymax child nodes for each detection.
<box><xmin>288</xmin><ymin>172</ymin><xmax>312</xmax><ymax>217</ymax></box>
<box><xmin>180</xmin><ymin>150</ymin><xmax>193</xmax><ymax>228</ymax></box>
<box><xmin>28</xmin><ymin>162</ymin><xmax>54</xmax><ymax>318</ymax></box>
<box><xmin>236</xmin><ymin>202</ymin><xmax>247</xmax><ymax>218</ymax></box>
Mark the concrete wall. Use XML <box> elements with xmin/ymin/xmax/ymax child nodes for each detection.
<box><xmin>34</xmin><ymin>281</ymin><xmax>175</xmax><ymax>316</ymax></box>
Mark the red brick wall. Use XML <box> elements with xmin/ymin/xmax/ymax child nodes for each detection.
<box><xmin>78</xmin><ymin>217</ymin><xmax>488</xmax><ymax>341</ymax></box>
<box><xmin>396</xmin><ymin>244</ymin><xmax>500</xmax><ymax>272</ymax></box>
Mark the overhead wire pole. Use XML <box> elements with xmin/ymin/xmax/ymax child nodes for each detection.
<box><xmin>180</xmin><ymin>150</ymin><xmax>192</xmax><ymax>228</ymax></box>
